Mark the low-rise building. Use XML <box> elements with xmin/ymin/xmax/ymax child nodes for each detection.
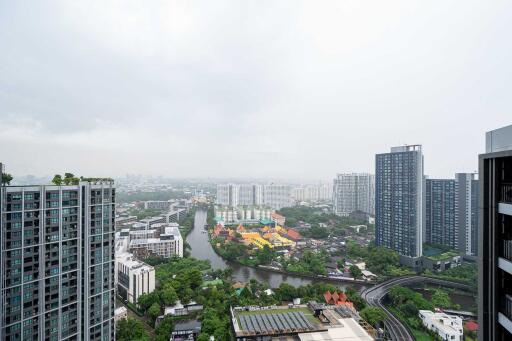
<box><xmin>144</xmin><ymin>200</ymin><xmax>172</xmax><ymax>210</ymax></box>
<box><xmin>162</xmin><ymin>301</ymin><xmax>204</xmax><ymax>317</ymax></box>
<box><xmin>419</xmin><ymin>310</ymin><xmax>463</xmax><ymax>341</ymax></box>
<box><xmin>115</xmin><ymin>215</ymin><xmax>138</xmax><ymax>229</ymax></box>
<box><xmin>129</xmin><ymin>224</ymin><xmax>183</xmax><ymax>258</ymax></box>
<box><xmin>271</xmin><ymin>212</ymin><xmax>286</xmax><ymax>226</ymax></box>
<box><xmin>231</xmin><ymin>304</ymin><xmax>375</xmax><ymax>340</ymax></box>
<box><xmin>170</xmin><ymin>320</ymin><xmax>202</xmax><ymax>341</ymax></box>
<box><xmin>129</xmin><ymin>229</ymin><xmax>158</xmax><ymax>240</ymax></box>
<box><xmin>163</xmin><ymin>209</ymin><xmax>186</xmax><ymax>223</ymax></box>
<box><xmin>116</xmin><ymin>253</ymin><xmax>156</xmax><ymax>304</ymax></box>
<box><xmin>139</xmin><ymin>216</ymin><xmax>166</xmax><ymax>229</ymax></box>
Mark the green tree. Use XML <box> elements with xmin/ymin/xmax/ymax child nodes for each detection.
<box><xmin>349</xmin><ymin>265</ymin><xmax>363</xmax><ymax>279</ymax></box>
<box><xmin>277</xmin><ymin>283</ymin><xmax>297</xmax><ymax>301</ymax></box>
<box><xmin>155</xmin><ymin>315</ymin><xmax>174</xmax><ymax>341</ymax></box>
<box><xmin>360</xmin><ymin>307</ymin><xmax>387</xmax><ymax>327</ymax></box>
<box><xmin>401</xmin><ymin>301</ymin><xmax>419</xmax><ymax>317</ymax></box>
<box><xmin>431</xmin><ymin>289</ymin><xmax>452</xmax><ymax>309</ymax></box>
<box><xmin>137</xmin><ymin>292</ymin><xmax>159</xmax><ymax>312</ymax></box>
<box><xmin>115</xmin><ymin>317</ymin><xmax>149</xmax><ymax>341</ymax></box>
<box><xmin>256</xmin><ymin>245</ymin><xmax>275</xmax><ymax>265</ymax></box>
<box><xmin>52</xmin><ymin>174</ymin><xmax>63</xmax><ymax>185</ymax></box>
<box><xmin>1</xmin><ymin>173</ymin><xmax>13</xmax><ymax>185</ymax></box>
<box><xmin>63</xmin><ymin>173</ymin><xmax>75</xmax><ymax>185</ymax></box>
<box><xmin>366</xmin><ymin>246</ymin><xmax>400</xmax><ymax>274</ymax></box>
<box><xmin>345</xmin><ymin>287</ymin><xmax>367</xmax><ymax>311</ymax></box>
<box><xmin>160</xmin><ymin>286</ymin><xmax>178</xmax><ymax>305</ymax></box>
<box><xmin>148</xmin><ymin>302</ymin><xmax>161</xmax><ymax>321</ymax></box>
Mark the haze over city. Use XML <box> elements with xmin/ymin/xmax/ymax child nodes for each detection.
<box><xmin>1</xmin><ymin>1</ymin><xmax>511</xmax><ymax>179</ymax></box>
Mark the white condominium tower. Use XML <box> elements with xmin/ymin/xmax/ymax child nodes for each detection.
<box><xmin>262</xmin><ymin>184</ymin><xmax>292</xmax><ymax>209</ymax></box>
<box><xmin>333</xmin><ymin>173</ymin><xmax>375</xmax><ymax>217</ymax></box>
<box><xmin>216</xmin><ymin>184</ymin><xmax>239</xmax><ymax>207</ymax></box>
<box><xmin>216</xmin><ymin>183</ymin><xmax>291</xmax><ymax>209</ymax></box>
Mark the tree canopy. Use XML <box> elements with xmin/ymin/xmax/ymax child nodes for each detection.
<box><xmin>360</xmin><ymin>307</ymin><xmax>387</xmax><ymax>327</ymax></box>
<box><xmin>115</xmin><ymin>318</ymin><xmax>149</xmax><ymax>341</ymax></box>
<box><xmin>1</xmin><ymin>173</ymin><xmax>13</xmax><ymax>185</ymax></box>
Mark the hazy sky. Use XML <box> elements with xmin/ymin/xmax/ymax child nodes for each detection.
<box><xmin>1</xmin><ymin>1</ymin><xmax>511</xmax><ymax>180</ymax></box>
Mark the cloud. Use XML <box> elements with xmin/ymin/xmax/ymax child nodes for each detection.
<box><xmin>0</xmin><ymin>0</ymin><xmax>511</xmax><ymax>179</ymax></box>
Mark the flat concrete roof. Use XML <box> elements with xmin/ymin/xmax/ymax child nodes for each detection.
<box><xmin>298</xmin><ymin>318</ymin><xmax>374</xmax><ymax>340</ymax></box>
<box><xmin>486</xmin><ymin>124</ymin><xmax>512</xmax><ymax>153</ymax></box>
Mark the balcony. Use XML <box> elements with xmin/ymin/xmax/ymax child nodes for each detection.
<box><xmin>500</xmin><ymin>203</ymin><xmax>512</xmax><ymax>216</ymax></box>
<box><xmin>500</xmin><ymin>184</ymin><xmax>512</xmax><ymax>216</ymax></box>
<box><xmin>499</xmin><ymin>312</ymin><xmax>512</xmax><ymax>335</ymax></box>
<box><xmin>499</xmin><ymin>257</ymin><xmax>512</xmax><ymax>275</ymax></box>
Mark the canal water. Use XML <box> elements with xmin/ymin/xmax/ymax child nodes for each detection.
<box><xmin>187</xmin><ymin>209</ymin><xmax>367</xmax><ymax>290</ymax></box>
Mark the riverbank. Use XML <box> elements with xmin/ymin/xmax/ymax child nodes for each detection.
<box><xmin>207</xmin><ymin>227</ymin><xmax>371</xmax><ymax>287</ymax></box>
<box><xmin>188</xmin><ymin>209</ymin><xmax>368</xmax><ymax>289</ymax></box>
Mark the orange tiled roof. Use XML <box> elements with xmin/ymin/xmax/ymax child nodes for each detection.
<box><xmin>324</xmin><ymin>291</ymin><xmax>332</xmax><ymax>304</ymax></box>
<box><xmin>287</xmin><ymin>228</ymin><xmax>301</xmax><ymax>240</ymax></box>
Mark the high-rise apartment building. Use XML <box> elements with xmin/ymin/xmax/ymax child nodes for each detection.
<box><xmin>263</xmin><ymin>184</ymin><xmax>292</xmax><ymax>209</ymax></box>
<box><xmin>216</xmin><ymin>184</ymin><xmax>239</xmax><ymax>207</ymax></box>
<box><xmin>238</xmin><ymin>184</ymin><xmax>261</xmax><ymax>206</ymax></box>
<box><xmin>479</xmin><ymin>124</ymin><xmax>512</xmax><ymax>340</ymax></box>
<box><xmin>216</xmin><ymin>183</ymin><xmax>291</xmax><ymax>209</ymax></box>
<box><xmin>375</xmin><ymin>145</ymin><xmax>424</xmax><ymax>264</ymax></box>
<box><xmin>425</xmin><ymin>175</ymin><xmax>479</xmax><ymax>256</ymax></box>
<box><xmin>292</xmin><ymin>184</ymin><xmax>332</xmax><ymax>203</ymax></box>
<box><xmin>332</xmin><ymin>173</ymin><xmax>375</xmax><ymax>217</ymax></box>
<box><xmin>0</xmin><ymin>176</ymin><xmax>116</xmax><ymax>341</ymax></box>
<box><xmin>455</xmin><ymin>173</ymin><xmax>479</xmax><ymax>256</ymax></box>
<box><xmin>425</xmin><ymin>179</ymin><xmax>457</xmax><ymax>247</ymax></box>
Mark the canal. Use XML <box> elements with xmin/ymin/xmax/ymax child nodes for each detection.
<box><xmin>187</xmin><ymin>209</ymin><xmax>368</xmax><ymax>290</ymax></box>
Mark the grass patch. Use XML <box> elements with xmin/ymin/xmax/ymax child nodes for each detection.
<box><xmin>387</xmin><ymin>307</ymin><xmax>432</xmax><ymax>341</ymax></box>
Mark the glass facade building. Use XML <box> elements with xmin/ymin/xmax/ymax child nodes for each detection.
<box><xmin>0</xmin><ymin>178</ymin><xmax>115</xmax><ymax>341</ymax></box>
<box><xmin>479</xmin><ymin>124</ymin><xmax>512</xmax><ymax>340</ymax></box>
<box><xmin>375</xmin><ymin>145</ymin><xmax>424</xmax><ymax>261</ymax></box>
<box><xmin>425</xmin><ymin>179</ymin><xmax>457</xmax><ymax>248</ymax></box>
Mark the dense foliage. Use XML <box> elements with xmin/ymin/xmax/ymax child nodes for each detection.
<box><xmin>423</xmin><ymin>263</ymin><xmax>478</xmax><ymax>287</ymax></box>
<box><xmin>284</xmin><ymin>250</ymin><xmax>328</xmax><ymax>276</ymax></box>
<box><xmin>116</xmin><ymin>318</ymin><xmax>149</xmax><ymax>341</ymax></box>
<box><xmin>388</xmin><ymin>286</ymin><xmax>434</xmax><ymax>315</ymax></box>
<box><xmin>360</xmin><ymin>307</ymin><xmax>387</xmax><ymax>327</ymax></box>
<box><xmin>277</xmin><ymin>206</ymin><xmax>367</xmax><ymax>228</ymax></box>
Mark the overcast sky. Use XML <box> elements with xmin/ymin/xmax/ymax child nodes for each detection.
<box><xmin>1</xmin><ymin>1</ymin><xmax>511</xmax><ymax>180</ymax></box>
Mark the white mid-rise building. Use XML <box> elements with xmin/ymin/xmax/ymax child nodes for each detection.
<box><xmin>217</xmin><ymin>183</ymin><xmax>293</xmax><ymax>209</ymax></box>
<box><xmin>163</xmin><ymin>209</ymin><xmax>186</xmax><ymax>223</ymax></box>
<box><xmin>216</xmin><ymin>184</ymin><xmax>239</xmax><ymax>206</ymax></box>
<box><xmin>144</xmin><ymin>200</ymin><xmax>172</xmax><ymax>210</ymax></box>
<box><xmin>418</xmin><ymin>310</ymin><xmax>463</xmax><ymax>341</ymax></box>
<box><xmin>129</xmin><ymin>229</ymin><xmax>158</xmax><ymax>240</ymax></box>
<box><xmin>215</xmin><ymin>205</ymin><xmax>273</xmax><ymax>223</ymax></box>
<box><xmin>129</xmin><ymin>224</ymin><xmax>183</xmax><ymax>258</ymax></box>
<box><xmin>139</xmin><ymin>216</ymin><xmax>166</xmax><ymax>229</ymax></box>
<box><xmin>116</xmin><ymin>253</ymin><xmax>156</xmax><ymax>304</ymax></box>
<box><xmin>333</xmin><ymin>173</ymin><xmax>375</xmax><ymax>216</ymax></box>
<box><xmin>292</xmin><ymin>184</ymin><xmax>332</xmax><ymax>203</ymax></box>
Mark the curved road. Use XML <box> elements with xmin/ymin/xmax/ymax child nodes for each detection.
<box><xmin>361</xmin><ymin>276</ymin><xmax>473</xmax><ymax>341</ymax></box>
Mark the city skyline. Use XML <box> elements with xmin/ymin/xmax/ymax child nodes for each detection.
<box><xmin>1</xmin><ymin>1</ymin><xmax>511</xmax><ymax>179</ymax></box>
